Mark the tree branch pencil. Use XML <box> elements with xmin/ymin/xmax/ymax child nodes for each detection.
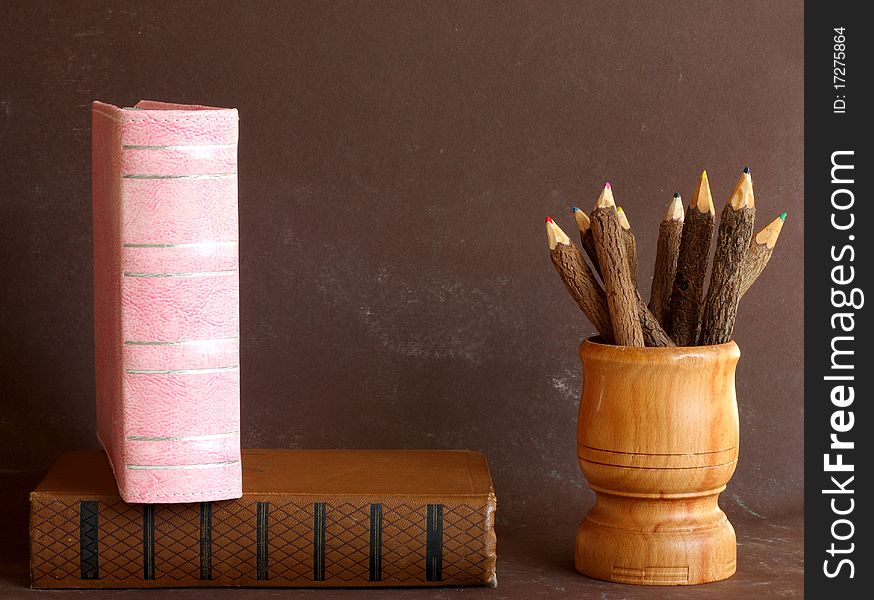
<box><xmin>700</xmin><ymin>167</ymin><xmax>757</xmax><ymax>345</ymax></box>
<box><xmin>617</xmin><ymin>206</ymin><xmax>637</xmax><ymax>288</ymax></box>
<box><xmin>589</xmin><ymin>183</ymin><xmax>644</xmax><ymax>347</ymax></box>
<box><xmin>739</xmin><ymin>211</ymin><xmax>786</xmax><ymax>298</ymax></box>
<box><xmin>546</xmin><ymin>217</ymin><xmax>615</xmax><ymax>343</ymax></box>
<box><xmin>573</xmin><ymin>206</ymin><xmax>602</xmax><ymax>277</ymax></box>
<box><xmin>635</xmin><ymin>290</ymin><xmax>675</xmax><ymax>347</ymax></box>
<box><xmin>648</xmin><ymin>193</ymin><xmax>684</xmax><ymax>328</ymax></box>
<box><xmin>668</xmin><ymin>170</ymin><xmax>715</xmax><ymax>346</ymax></box>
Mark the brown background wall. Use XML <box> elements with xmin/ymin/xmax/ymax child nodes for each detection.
<box><xmin>0</xmin><ymin>1</ymin><xmax>803</xmax><ymax>594</ymax></box>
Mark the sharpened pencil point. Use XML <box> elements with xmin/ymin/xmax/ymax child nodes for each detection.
<box><xmin>573</xmin><ymin>207</ymin><xmax>590</xmax><ymax>232</ymax></box>
<box><xmin>546</xmin><ymin>218</ymin><xmax>571</xmax><ymax>249</ymax></box>
<box><xmin>605</xmin><ymin>182</ymin><xmax>612</xmax><ymax>190</ymax></box>
<box><xmin>673</xmin><ymin>192</ymin><xmax>680</xmax><ymax>199</ymax></box>
<box><xmin>666</xmin><ymin>195</ymin><xmax>684</xmax><ymax>221</ymax></box>
<box><xmin>755</xmin><ymin>213</ymin><xmax>786</xmax><ymax>249</ymax></box>
<box><xmin>691</xmin><ymin>170</ymin><xmax>715</xmax><ymax>214</ymax></box>
<box><xmin>743</xmin><ymin>166</ymin><xmax>750</xmax><ymax>174</ymax></box>
<box><xmin>595</xmin><ymin>183</ymin><xmax>616</xmax><ymax>209</ymax></box>
<box><xmin>545</xmin><ymin>216</ymin><xmax>553</xmax><ymax>223</ymax></box>
<box><xmin>617</xmin><ymin>207</ymin><xmax>631</xmax><ymax>230</ymax></box>
<box><xmin>729</xmin><ymin>168</ymin><xmax>755</xmax><ymax>209</ymax></box>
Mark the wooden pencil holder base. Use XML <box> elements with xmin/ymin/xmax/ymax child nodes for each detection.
<box><xmin>575</xmin><ymin>491</ymin><xmax>736</xmax><ymax>585</ymax></box>
<box><xmin>575</xmin><ymin>338</ymin><xmax>740</xmax><ymax>585</ymax></box>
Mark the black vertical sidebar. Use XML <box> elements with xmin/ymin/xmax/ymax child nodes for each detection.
<box><xmin>804</xmin><ymin>2</ymin><xmax>870</xmax><ymax>598</ymax></box>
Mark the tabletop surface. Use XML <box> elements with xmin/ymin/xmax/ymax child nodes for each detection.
<box><xmin>3</xmin><ymin>468</ymin><xmax>802</xmax><ymax>600</ymax></box>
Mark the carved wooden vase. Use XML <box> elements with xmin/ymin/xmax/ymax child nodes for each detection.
<box><xmin>575</xmin><ymin>338</ymin><xmax>740</xmax><ymax>585</ymax></box>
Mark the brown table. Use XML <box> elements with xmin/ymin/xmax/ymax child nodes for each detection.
<box><xmin>1</xmin><ymin>469</ymin><xmax>802</xmax><ymax>599</ymax></box>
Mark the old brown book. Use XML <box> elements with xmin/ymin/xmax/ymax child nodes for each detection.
<box><xmin>30</xmin><ymin>449</ymin><xmax>497</xmax><ymax>589</ymax></box>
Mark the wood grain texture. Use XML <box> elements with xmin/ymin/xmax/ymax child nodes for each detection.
<box><xmin>648</xmin><ymin>197</ymin><xmax>684</xmax><ymax>328</ymax></box>
<box><xmin>575</xmin><ymin>339</ymin><xmax>740</xmax><ymax>585</ymax></box>
<box><xmin>590</xmin><ymin>197</ymin><xmax>643</xmax><ymax>347</ymax></box>
<box><xmin>668</xmin><ymin>173</ymin><xmax>714</xmax><ymax>346</ymax></box>
<box><xmin>547</xmin><ymin>221</ymin><xmax>614</xmax><ymax>343</ymax></box>
<box><xmin>700</xmin><ymin>171</ymin><xmax>756</xmax><ymax>345</ymax></box>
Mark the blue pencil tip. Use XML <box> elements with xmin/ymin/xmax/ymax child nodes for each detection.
<box><xmin>572</xmin><ymin>206</ymin><xmax>581</xmax><ymax>213</ymax></box>
<box><xmin>743</xmin><ymin>166</ymin><xmax>750</xmax><ymax>174</ymax></box>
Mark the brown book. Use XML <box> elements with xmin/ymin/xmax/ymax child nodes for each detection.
<box><xmin>30</xmin><ymin>449</ymin><xmax>497</xmax><ymax>589</ymax></box>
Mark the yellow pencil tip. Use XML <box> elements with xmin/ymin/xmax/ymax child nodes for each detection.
<box><xmin>617</xmin><ymin>207</ymin><xmax>631</xmax><ymax>230</ymax></box>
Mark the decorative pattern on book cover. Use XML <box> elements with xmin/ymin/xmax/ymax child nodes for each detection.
<box><xmin>91</xmin><ymin>100</ymin><xmax>242</xmax><ymax>503</ymax></box>
<box><xmin>30</xmin><ymin>450</ymin><xmax>498</xmax><ymax>588</ymax></box>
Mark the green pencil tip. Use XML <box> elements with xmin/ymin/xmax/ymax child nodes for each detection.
<box><xmin>780</xmin><ymin>211</ymin><xmax>787</xmax><ymax>220</ymax></box>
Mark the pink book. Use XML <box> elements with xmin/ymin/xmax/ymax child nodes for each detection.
<box><xmin>92</xmin><ymin>100</ymin><xmax>242</xmax><ymax>503</ymax></box>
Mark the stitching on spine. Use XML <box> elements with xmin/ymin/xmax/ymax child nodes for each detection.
<box><xmin>125</xmin><ymin>487</ymin><xmax>237</xmax><ymax>499</ymax></box>
<box><xmin>92</xmin><ymin>108</ymin><xmax>238</xmax><ymax>124</ymax></box>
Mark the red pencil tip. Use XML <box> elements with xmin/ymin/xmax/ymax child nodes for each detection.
<box><xmin>604</xmin><ymin>182</ymin><xmax>612</xmax><ymax>190</ymax></box>
<box><xmin>545</xmin><ymin>216</ymin><xmax>553</xmax><ymax>223</ymax></box>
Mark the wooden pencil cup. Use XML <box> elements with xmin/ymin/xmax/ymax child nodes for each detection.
<box><xmin>575</xmin><ymin>338</ymin><xmax>740</xmax><ymax>585</ymax></box>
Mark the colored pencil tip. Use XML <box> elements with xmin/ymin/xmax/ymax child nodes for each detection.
<box><xmin>673</xmin><ymin>192</ymin><xmax>680</xmax><ymax>199</ymax></box>
<box><xmin>573</xmin><ymin>206</ymin><xmax>590</xmax><ymax>231</ymax></box>
<box><xmin>692</xmin><ymin>170</ymin><xmax>714</xmax><ymax>214</ymax></box>
<box><xmin>617</xmin><ymin>206</ymin><xmax>631</xmax><ymax>229</ymax></box>
<box><xmin>546</xmin><ymin>217</ymin><xmax>571</xmax><ymax>249</ymax></box>
<box><xmin>729</xmin><ymin>168</ymin><xmax>755</xmax><ymax>209</ymax></box>
<box><xmin>743</xmin><ymin>166</ymin><xmax>750</xmax><ymax>174</ymax></box>
<box><xmin>604</xmin><ymin>182</ymin><xmax>612</xmax><ymax>190</ymax></box>
<box><xmin>755</xmin><ymin>212</ymin><xmax>786</xmax><ymax>248</ymax></box>
<box><xmin>595</xmin><ymin>183</ymin><xmax>616</xmax><ymax>209</ymax></box>
<box><xmin>667</xmin><ymin>195</ymin><xmax>685</xmax><ymax>221</ymax></box>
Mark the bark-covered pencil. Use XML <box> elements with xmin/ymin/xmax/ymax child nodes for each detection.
<box><xmin>617</xmin><ymin>207</ymin><xmax>638</xmax><ymax>288</ymax></box>
<box><xmin>668</xmin><ymin>170</ymin><xmax>715</xmax><ymax>346</ymax></box>
<box><xmin>590</xmin><ymin>183</ymin><xmax>644</xmax><ymax>347</ymax></box>
<box><xmin>648</xmin><ymin>193</ymin><xmax>685</xmax><ymax>328</ymax></box>
<box><xmin>573</xmin><ymin>206</ymin><xmax>602</xmax><ymax>277</ymax></box>
<box><xmin>546</xmin><ymin>217</ymin><xmax>615</xmax><ymax>343</ymax></box>
<box><xmin>739</xmin><ymin>211</ymin><xmax>786</xmax><ymax>298</ymax></box>
<box><xmin>700</xmin><ymin>167</ymin><xmax>757</xmax><ymax>345</ymax></box>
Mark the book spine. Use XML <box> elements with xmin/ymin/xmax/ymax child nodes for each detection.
<box><xmin>30</xmin><ymin>494</ymin><xmax>497</xmax><ymax>588</ymax></box>
<box><xmin>92</xmin><ymin>102</ymin><xmax>242</xmax><ymax>503</ymax></box>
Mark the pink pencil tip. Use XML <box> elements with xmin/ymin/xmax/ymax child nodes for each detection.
<box><xmin>604</xmin><ymin>182</ymin><xmax>612</xmax><ymax>190</ymax></box>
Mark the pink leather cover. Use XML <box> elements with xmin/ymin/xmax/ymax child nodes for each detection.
<box><xmin>92</xmin><ymin>100</ymin><xmax>242</xmax><ymax>503</ymax></box>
